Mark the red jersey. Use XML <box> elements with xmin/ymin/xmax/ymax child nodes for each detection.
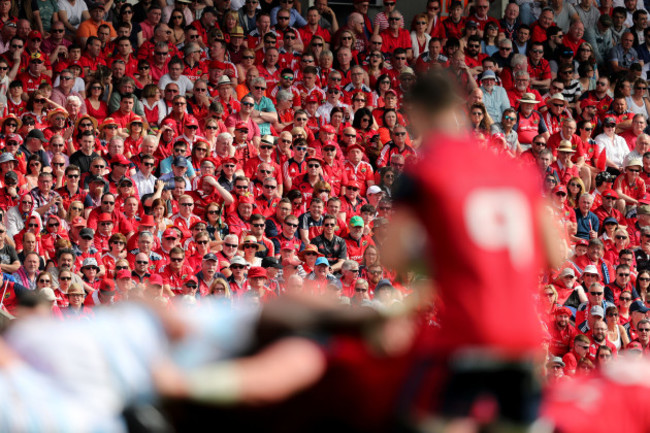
<box><xmin>404</xmin><ymin>132</ymin><xmax>545</xmax><ymax>354</ymax></box>
<box><xmin>548</xmin><ymin>322</ymin><xmax>578</xmax><ymax>357</ymax></box>
<box><xmin>614</xmin><ymin>174</ymin><xmax>646</xmax><ymax>201</ymax></box>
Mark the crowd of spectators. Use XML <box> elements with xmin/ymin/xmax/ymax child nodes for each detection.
<box><xmin>2</xmin><ymin>0</ymin><xmax>650</xmax><ymax>386</ymax></box>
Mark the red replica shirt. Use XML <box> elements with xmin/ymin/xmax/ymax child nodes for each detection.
<box><xmin>342</xmin><ymin>160</ymin><xmax>374</xmax><ymax>197</ymax></box>
<box><xmin>380</xmin><ymin>28</ymin><xmax>412</xmax><ymax>54</ymax></box>
<box><xmin>17</xmin><ymin>72</ymin><xmax>51</xmax><ymax>95</ymax></box>
<box><xmin>548</xmin><ymin>322</ymin><xmax>578</xmax><ymax>357</ymax></box>
<box><xmin>183</xmin><ymin>60</ymin><xmax>208</xmax><ymax>82</ymax></box>
<box><xmin>528</xmin><ymin>58</ymin><xmax>551</xmax><ymax>82</ymax></box>
<box><xmin>344</xmin><ymin>233</ymin><xmax>375</xmax><ymax>263</ymax></box>
<box><xmin>614</xmin><ymin>174</ymin><xmax>646</xmax><ymax>201</ymax></box>
<box><xmin>442</xmin><ymin>17</ymin><xmax>466</xmax><ymax>40</ymax></box>
<box><xmin>298</xmin><ymin>25</ymin><xmax>331</xmax><ymax>47</ymax></box>
<box><xmin>159</xmin><ymin>263</ymin><xmax>195</xmax><ymax>295</ymax></box>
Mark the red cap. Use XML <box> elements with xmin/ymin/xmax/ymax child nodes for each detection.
<box><xmin>238</xmin><ymin>194</ymin><xmax>255</xmax><ymax>205</ymax></box>
<box><xmin>148</xmin><ymin>274</ymin><xmax>164</xmax><ymax>286</ymax></box>
<box><xmin>140</xmin><ymin>215</ymin><xmax>155</xmax><ymax>227</ymax></box>
<box><xmin>28</xmin><ymin>30</ymin><xmax>42</xmax><ymax>40</ymax></box>
<box><xmin>328</xmin><ymin>85</ymin><xmax>341</xmax><ymax>92</ymax></box>
<box><xmin>320</xmin><ymin>124</ymin><xmax>336</xmax><ymax>134</ymax></box>
<box><xmin>161</xmin><ymin>118</ymin><xmax>177</xmax><ymax>128</ymax></box>
<box><xmin>116</xmin><ymin>269</ymin><xmax>131</xmax><ymax>279</ymax></box>
<box><xmin>110</xmin><ymin>154</ymin><xmax>130</xmax><ymax>166</ymax></box>
<box><xmin>201</xmin><ymin>156</ymin><xmax>220</xmax><ymax>167</ymax></box>
<box><xmin>98</xmin><ymin>213</ymin><xmax>112</xmax><ymax>223</ymax></box>
<box><xmin>306</xmin><ymin>155</ymin><xmax>324</xmax><ymax>165</ymax></box>
<box><xmin>575</xmin><ymin>239</ymin><xmax>589</xmax><ymax>246</ymax></box>
<box><xmin>184</xmin><ymin>116</ymin><xmax>199</xmax><ymax>127</ymax></box>
<box><xmin>162</xmin><ymin>228</ymin><xmax>179</xmax><ymax>239</ymax></box>
<box><xmin>304</xmin><ymin>93</ymin><xmax>320</xmax><ymax>104</ymax></box>
<box><xmin>183</xmin><ymin>275</ymin><xmax>198</xmax><ymax>285</ymax></box>
<box><xmin>323</xmin><ymin>140</ymin><xmax>337</xmax><ymax>149</ymax></box>
<box><xmin>71</xmin><ymin>216</ymin><xmax>86</xmax><ymax>228</ymax></box>
<box><xmin>602</xmin><ymin>189</ymin><xmax>619</xmax><ymax>199</ymax></box>
<box><xmin>385</xmin><ymin>89</ymin><xmax>398</xmax><ymax>96</ymax></box>
<box><xmin>221</xmin><ymin>156</ymin><xmax>238</xmax><ymax>165</ymax></box>
<box><xmin>552</xmin><ymin>185</ymin><xmax>567</xmax><ymax>195</ymax></box>
<box><xmin>235</xmin><ymin>121</ymin><xmax>249</xmax><ymax>130</ymax></box>
<box><xmin>247</xmin><ymin>266</ymin><xmax>268</xmax><ymax>279</ymax></box>
<box><xmin>100</xmin><ymin>279</ymin><xmax>115</xmax><ymax>293</ymax></box>
<box><xmin>555</xmin><ymin>306</ymin><xmax>572</xmax><ymax>317</ymax></box>
<box><xmin>6</xmin><ymin>133</ymin><xmax>22</xmax><ymax>144</ymax></box>
<box><xmin>347</xmin><ymin>143</ymin><xmax>364</xmax><ymax>153</ymax></box>
<box><xmin>346</xmin><ymin>179</ymin><xmax>362</xmax><ymax>189</ymax></box>
<box><xmin>580</xmin><ymin>99</ymin><xmax>598</xmax><ymax>109</ymax></box>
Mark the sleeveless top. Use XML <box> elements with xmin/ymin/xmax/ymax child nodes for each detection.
<box><xmin>626</xmin><ymin>96</ymin><xmax>648</xmax><ymax>118</ymax></box>
<box><xmin>610</xmin><ymin>324</ymin><xmax>622</xmax><ymax>350</ymax></box>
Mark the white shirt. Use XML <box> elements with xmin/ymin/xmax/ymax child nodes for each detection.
<box><xmin>157</xmin><ymin>74</ymin><xmax>194</xmax><ymax>95</ymax></box>
<box><xmin>133</xmin><ymin>170</ymin><xmax>157</xmax><ymax>198</ymax></box>
<box><xmin>315</xmin><ymin>100</ymin><xmax>349</xmax><ymax>123</ymax></box>
<box><xmin>57</xmin><ymin>0</ymin><xmax>88</xmax><ymax>29</ymax></box>
<box><xmin>595</xmin><ymin>132</ymin><xmax>630</xmax><ymax>168</ymax></box>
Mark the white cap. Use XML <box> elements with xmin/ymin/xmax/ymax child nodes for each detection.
<box><xmin>39</xmin><ymin>288</ymin><xmax>56</xmax><ymax>302</ymax></box>
<box><xmin>367</xmin><ymin>185</ymin><xmax>383</xmax><ymax>195</ymax></box>
<box><xmin>559</xmin><ymin>267</ymin><xmax>576</xmax><ymax>278</ymax></box>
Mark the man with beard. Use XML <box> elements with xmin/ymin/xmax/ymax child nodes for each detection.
<box><xmin>549</xmin><ymin>307</ymin><xmax>578</xmax><ymax>357</ymax></box>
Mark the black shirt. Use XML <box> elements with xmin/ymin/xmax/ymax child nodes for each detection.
<box><xmin>71</xmin><ymin>150</ymin><xmax>100</xmax><ymax>175</ymax></box>
<box><xmin>311</xmin><ymin>233</ymin><xmax>348</xmax><ymax>263</ymax></box>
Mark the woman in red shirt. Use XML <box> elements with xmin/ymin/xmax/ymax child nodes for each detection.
<box><xmin>84</xmin><ymin>80</ymin><xmax>108</xmax><ymax>124</ymax></box>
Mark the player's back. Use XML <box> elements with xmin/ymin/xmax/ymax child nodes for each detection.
<box><xmin>404</xmin><ymin>133</ymin><xmax>545</xmax><ymax>355</ymax></box>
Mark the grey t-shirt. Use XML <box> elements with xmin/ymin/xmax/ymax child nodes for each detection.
<box><xmin>0</xmin><ymin>244</ymin><xmax>19</xmax><ymax>267</ymax></box>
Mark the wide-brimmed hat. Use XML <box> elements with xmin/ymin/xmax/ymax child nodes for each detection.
<box><xmin>517</xmin><ymin>92</ymin><xmax>539</xmax><ymax>104</ymax></box>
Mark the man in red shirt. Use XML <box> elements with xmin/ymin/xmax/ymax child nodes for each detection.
<box><xmin>549</xmin><ymin>307</ymin><xmax>578</xmax><ymax>357</ymax></box>
<box><xmin>464</xmin><ymin>35</ymin><xmax>487</xmax><ymax>76</ymax></box>
<box><xmin>343</xmin><ymin>215</ymin><xmax>374</xmax><ymax>263</ymax></box>
<box><xmin>620</xmin><ymin>115</ymin><xmax>647</xmax><ymax>151</ymax></box>
<box><xmin>380</xmin><ymin>11</ymin><xmax>412</xmax><ymax>57</ymax></box>
<box><xmin>159</xmin><ymin>246</ymin><xmax>194</xmax><ymax>297</ymax></box>
<box><xmin>110</xmin><ymin>93</ymin><xmax>138</xmax><ymax>128</ymax></box>
<box><xmin>562</xmin><ymin>20</ymin><xmax>585</xmax><ymax>55</ymax></box>
<box><xmin>593</xmin><ymin>189</ymin><xmax>624</xmax><ymax>226</ymax></box>
<box><xmin>530</xmin><ymin>8</ymin><xmax>554</xmax><ymax>43</ymax></box>
<box><xmin>191</xmin><ymin>6</ymin><xmax>219</xmax><ymax>47</ymax></box>
<box><xmin>546</xmin><ymin>118</ymin><xmax>585</xmax><ymax>161</ymax></box>
<box><xmin>467</xmin><ymin>0</ymin><xmax>500</xmax><ymax>35</ymax></box>
<box><xmin>343</xmin><ymin>143</ymin><xmax>374</xmax><ymax>197</ymax></box>
<box><xmin>298</xmin><ymin>6</ymin><xmax>331</xmax><ymax>47</ymax></box>
<box><xmin>587</xmin><ymin>319</ymin><xmax>618</xmax><ymax>361</ymax></box>
<box><xmin>614</xmin><ymin>157</ymin><xmax>646</xmax><ymax>211</ymax></box>
<box><xmin>550</xmin><ymin>140</ymin><xmax>580</xmax><ymax>186</ymax></box>
<box><xmin>17</xmin><ymin>53</ymin><xmax>51</xmax><ymax>95</ymax></box>
<box><xmin>78</xmin><ymin>36</ymin><xmax>107</xmax><ymax>74</ymax></box>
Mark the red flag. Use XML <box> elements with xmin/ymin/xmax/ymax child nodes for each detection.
<box><xmin>596</xmin><ymin>148</ymin><xmax>607</xmax><ymax>172</ymax></box>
